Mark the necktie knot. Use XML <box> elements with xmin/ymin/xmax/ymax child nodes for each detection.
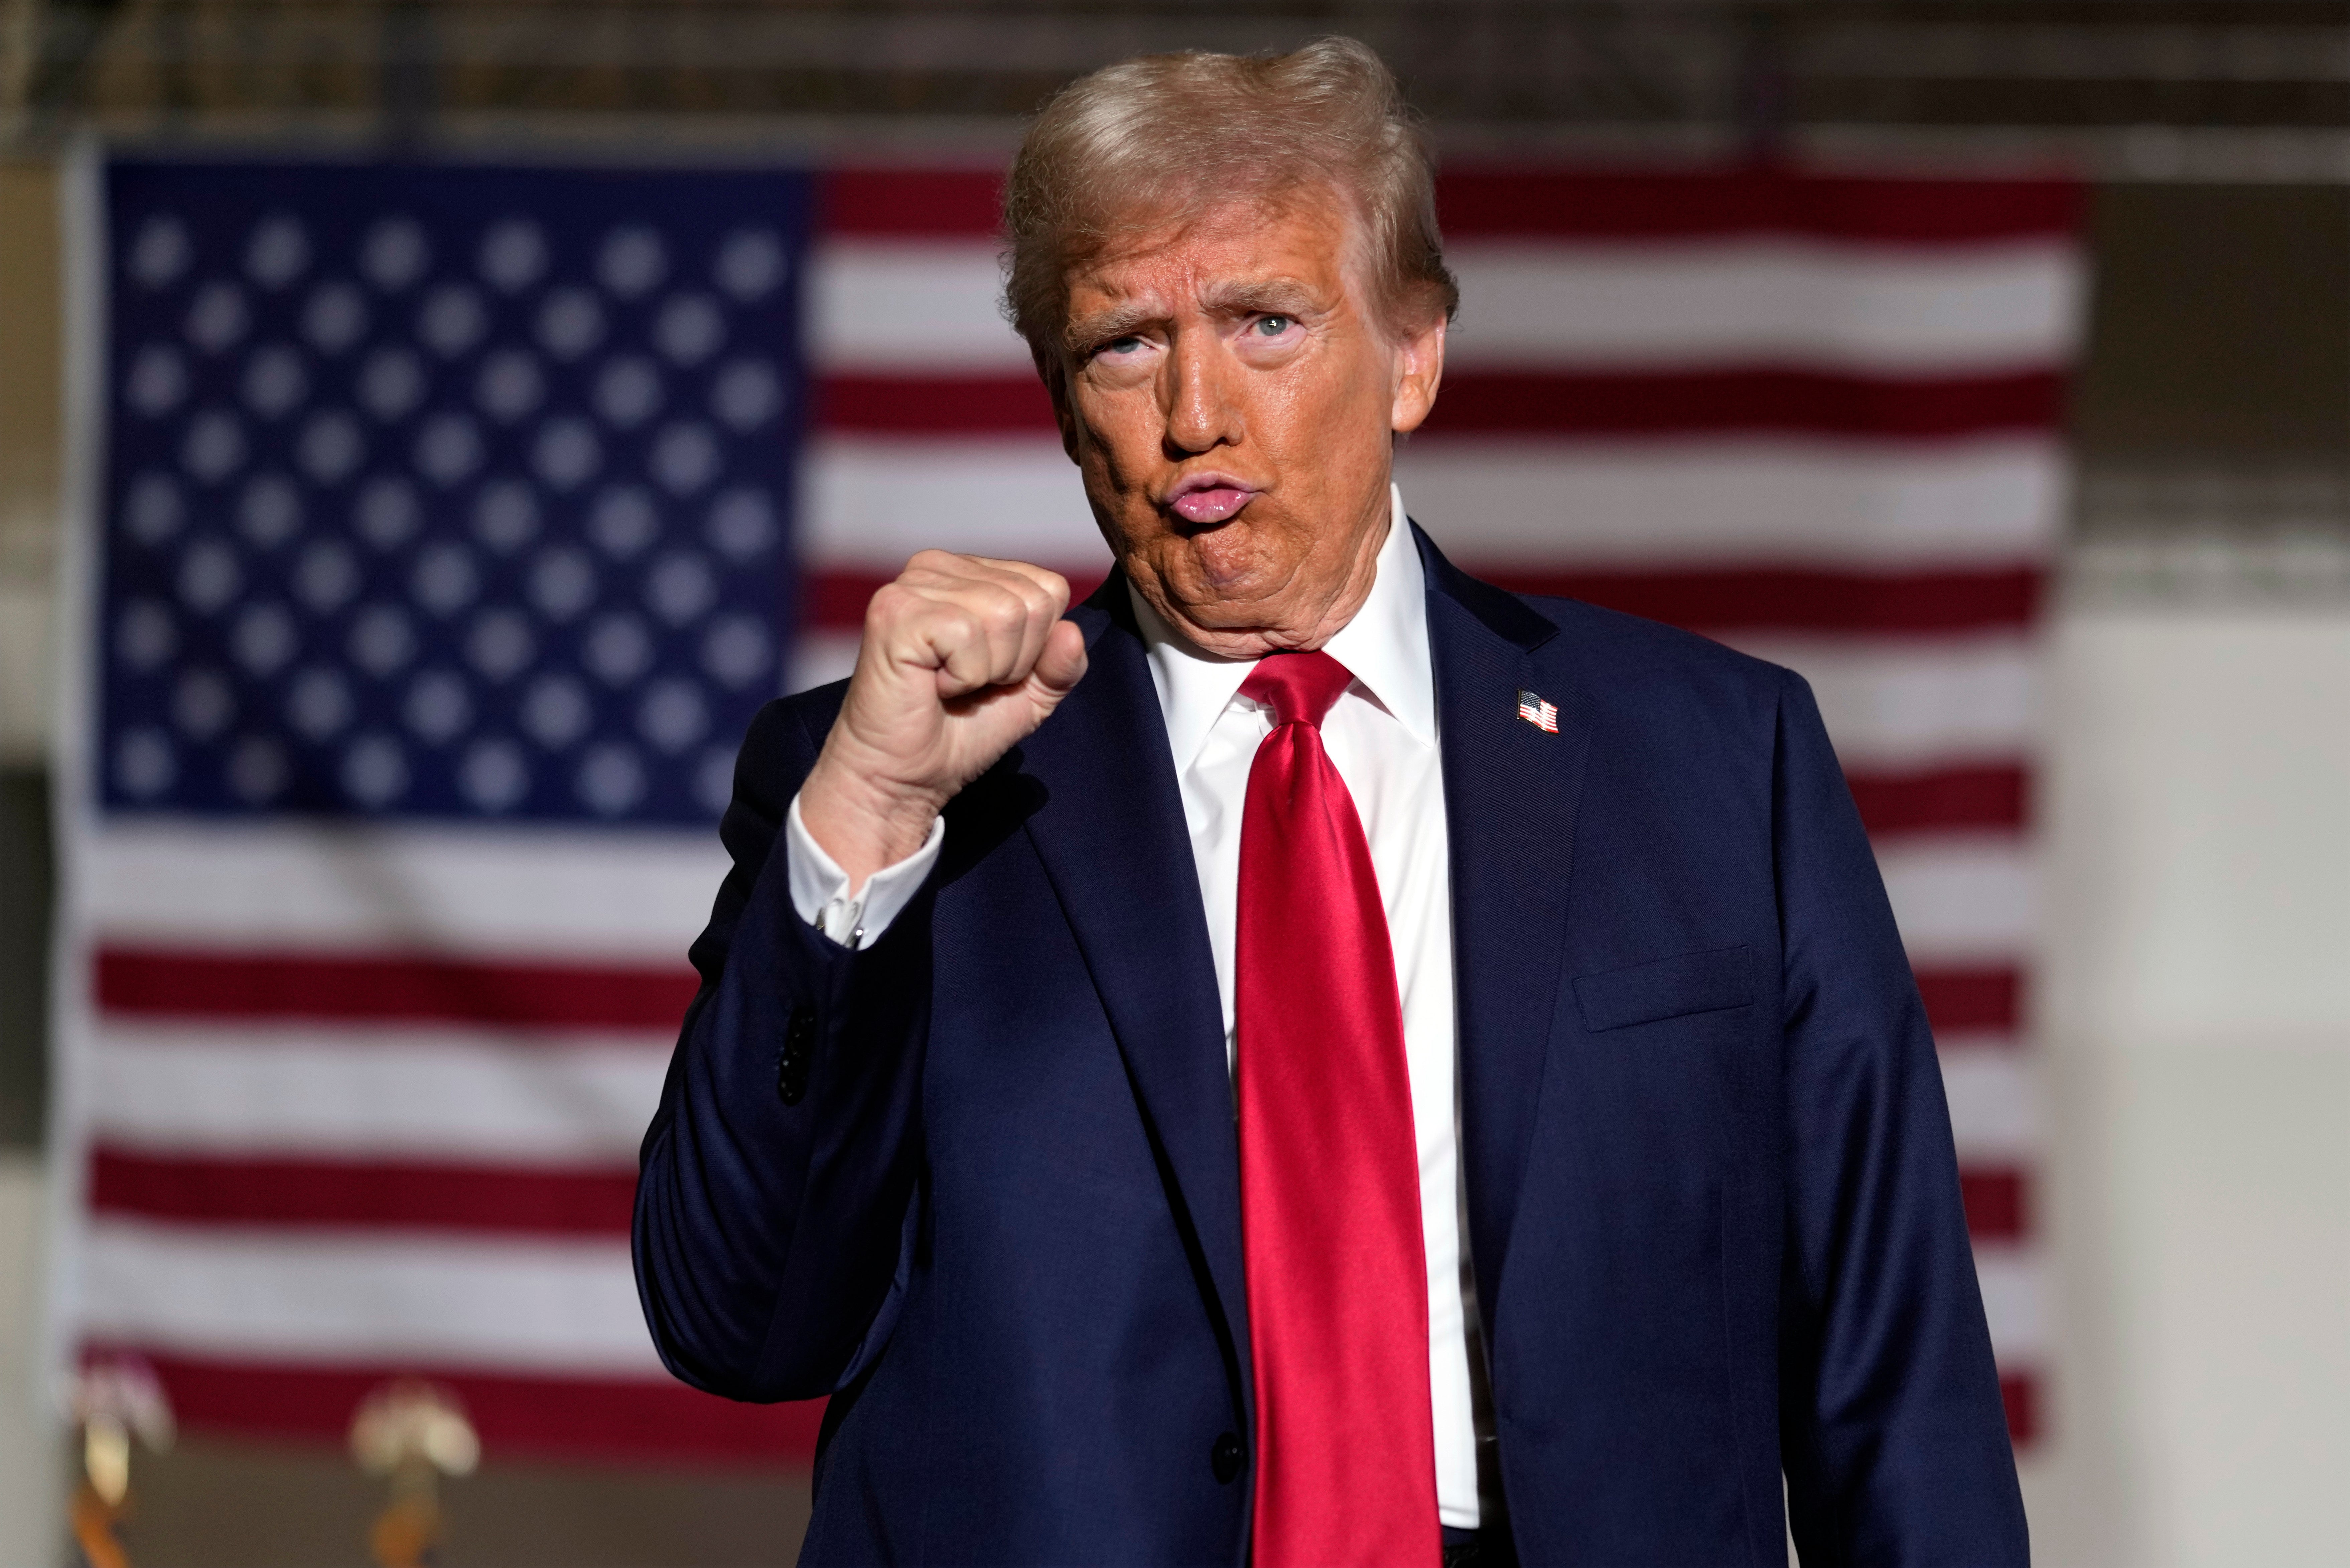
<box><xmin>1239</xmin><ymin>649</ymin><xmax>1354</xmax><ymax>730</ymax></box>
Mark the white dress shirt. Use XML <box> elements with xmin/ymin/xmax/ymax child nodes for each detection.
<box><xmin>785</xmin><ymin>485</ymin><xmax>1494</xmax><ymax>1526</ymax></box>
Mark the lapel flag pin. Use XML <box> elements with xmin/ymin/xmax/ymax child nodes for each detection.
<box><xmin>1516</xmin><ymin>689</ymin><xmax>1559</xmax><ymax>734</ymax></box>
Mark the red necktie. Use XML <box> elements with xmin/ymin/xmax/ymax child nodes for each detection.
<box><xmin>1235</xmin><ymin>651</ymin><xmax>1439</xmax><ymax>1568</ymax></box>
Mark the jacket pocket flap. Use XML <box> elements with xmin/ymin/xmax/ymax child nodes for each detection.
<box><xmin>1573</xmin><ymin>945</ymin><xmax>1753</xmax><ymax>1033</ymax></box>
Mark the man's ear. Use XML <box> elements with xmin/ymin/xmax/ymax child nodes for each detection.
<box><xmin>1388</xmin><ymin>303</ymin><xmax>1447</xmax><ymax>436</ymax></box>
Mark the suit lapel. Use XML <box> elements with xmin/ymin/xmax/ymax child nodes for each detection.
<box><xmin>1015</xmin><ymin>578</ymin><xmax>1253</xmax><ymax>1398</ymax></box>
<box><xmin>1418</xmin><ymin>526</ymin><xmax>1590</xmax><ymax>1318</ymax></box>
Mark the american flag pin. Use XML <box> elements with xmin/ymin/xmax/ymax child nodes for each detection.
<box><xmin>1515</xmin><ymin>689</ymin><xmax>1559</xmax><ymax>734</ymax></box>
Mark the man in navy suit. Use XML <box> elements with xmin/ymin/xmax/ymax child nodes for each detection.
<box><xmin>635</xmin><ymin>38</ymin><xmax>2027</xmax><ymax>1567</ymax></box>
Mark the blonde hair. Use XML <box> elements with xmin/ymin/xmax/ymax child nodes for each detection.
<box><xmin>1002</xmin><ymin>37</ymin><xmax>1458</xmax><ymax>369</ymax></box>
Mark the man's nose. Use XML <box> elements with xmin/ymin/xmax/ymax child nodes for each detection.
<box><xmin>1162</xmin><ymin>329</ymin><xmax>1244</xmax><ymax>455</ymax></box>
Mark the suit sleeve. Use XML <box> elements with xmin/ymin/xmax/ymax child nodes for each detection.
<box><xmin>1771</xmin><ymin>669</ymin><xmax>2030</xmax><ymax>1565</ymax></box>
<box><xmin>632</xmin><ymin>694</ymin><xmax>932</xmax><ymax>1402</ymax></box>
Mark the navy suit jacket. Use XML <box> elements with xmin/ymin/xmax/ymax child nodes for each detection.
<box><xmin>634</xmin><ymin>527</ymin><xmax>2028</xmax><ymax>1566</ymax></box>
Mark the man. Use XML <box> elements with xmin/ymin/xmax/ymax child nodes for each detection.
<box><xmin>635</xmin><ymin>38</ymin><xmax>2027</xmax><ymax>1567</ymax></box>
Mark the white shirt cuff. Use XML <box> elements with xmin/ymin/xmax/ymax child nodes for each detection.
<box><xmin>784</xmin><ymin>792</ymin><xmax>946</xmax><ymax>950</ymax></box>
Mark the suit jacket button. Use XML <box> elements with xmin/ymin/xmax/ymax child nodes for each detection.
<box><xmin>1211</xmin><ymin>1432</ymin><xmax>1244</xmax><ymax>1484</ymax></box>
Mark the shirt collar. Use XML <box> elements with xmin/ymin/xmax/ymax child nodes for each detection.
<box><xmin>1323</xmin><ymin>484</ymin><xmax>1436</xmax><ymax>749</ymax></box>
<box><xmin>1132</xmin><ymin>482</ymin><xmax>1434</xmax><ymax>773</ymax></box>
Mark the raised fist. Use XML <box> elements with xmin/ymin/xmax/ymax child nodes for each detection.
<box><xmin>798</xmin><ymin>551</ymin><xmax>1088</xmax><ymax>886</ymax></box>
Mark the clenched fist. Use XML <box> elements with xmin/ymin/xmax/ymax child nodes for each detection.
<box><xmin>800</xmin><ymin>551</ymin><xmax>1089</xmax><ymax>887</ymax></box>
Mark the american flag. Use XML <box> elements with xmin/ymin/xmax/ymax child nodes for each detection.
<box><xmin>1515</xmin><ymin>689</ymin><xmax>1560</xmax><ymax>734</ymax></box>
<box><xmin>55</xmin><ymin>158</ymin><xmax>2077</xmax><ymax>1462</ymax></box>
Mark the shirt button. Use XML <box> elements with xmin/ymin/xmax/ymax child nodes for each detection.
<box><xmin>1210</xmin><ymin>1431</ymin><xmax>1244</xmax><ymax>1484</ymax></box>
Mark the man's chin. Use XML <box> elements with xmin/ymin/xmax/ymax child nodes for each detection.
<box><xmin>1173</xmin><ymin>524</ymin><xmax>1287</xmax><ymax>596</ymax></box>
<box><xmin>1151</xmin><ymin>588</ymin><xmax>1326</xmax><ymax>660</ymax></box>
<box><xmin>1154</xmin><ymin>561</ymin><xmax>1285</xmax><ymax>623</ymax></box>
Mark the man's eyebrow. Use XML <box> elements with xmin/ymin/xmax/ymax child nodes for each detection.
<box><xmin>1199</xmin><ymin>277</ymin><xmax>1323</xmax><ymax>316</ymax></box>
<box><xmin>1063</xmin><ymin>301</ymin><xmax>1161</xmax><ymax>350</ymax></box>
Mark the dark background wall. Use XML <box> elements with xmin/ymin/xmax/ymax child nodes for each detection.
<box><xmin>2078</xmin><ymin>183</ymin><xmax>2350</xmax><ymax>464</ymax></box>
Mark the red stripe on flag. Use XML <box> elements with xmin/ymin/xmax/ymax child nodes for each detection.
<box><xmin>1959</xmin><ymin>1166</ymin><xmax>2028</xmax><ymax>1242</ymax></box>
<box><xmin>818</xmin><ymin>374</ymin><xmax>1056</xmax><ymax>433</ymax></box>
<box><xmin>94</xmin><ymin>948</ymin><xmax>698</xmax><ymax>1028</ymax></box>
<box><xmin>817</xmin><ymin>168</ymin><xmax>2085</xmax><ymax>245</ymax></box>
<box><xmin>1849</xmin><ymin>765</ymin><xmax>2029</xmax><ymax>836</ymax></box>
<box><xmin>1439</xmin><ymin>171</ymin><xmax>2085</xmax><ymax>244</ymax></box>
<box><xmin>822</xmin><ymin>168</ymin><xmax>1004</xmax><ymax>236</ymax></box>
<box><xmin>1916</xmin><ymin>968</ymin><xmax>2023</xmax><ymax>1036</ymax></box>
<box><xmin>805</xmin><ymin>565</ymin><xmax>2035</xmax><ymax>638</ymax></box>
<box><xmin>1421</xmin><ymin>369</ymin><xmax>2065</xmax><ymax>440</ymax></box>
<box><xmin>2001</xmin><ymin>1372</ymin><xmax>2041</xmax><ymax>1446</ymax></box>
<box><xmin>814</xmin><ymin>370</ymin><xmax>2064</xmax><ymax>439</ymax></box>
<box><xmin>82</xmin><ymin>1346</ymin><xmax>824</xmax><ymax>1464</ymax></box>
<box><xmin>88</xmin><ymin>1149</ymin><xmax>636</xmax><ymax>1236</ymax></box>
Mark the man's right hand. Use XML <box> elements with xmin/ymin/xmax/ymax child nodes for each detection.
<box><xmin>799</xmin><ymin>551</ymin><xmax>1088</xmax><ymax>889</ymax></box>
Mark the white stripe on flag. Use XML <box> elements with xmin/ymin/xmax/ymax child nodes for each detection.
<box><xmin>801</xmin><ymin>436</ymin><xmax>2066</xmax><ymax>571</ymax></box>
<box><xmin>801</xmin><ymin>436</ymin><xmax>1104</xmax><ymax>569</ymax></box>
<box><xmin>788</xmin><ymin>632</ymin><xmax>863</xmax><ymax>696</ymax></box>
<box><xmin>1728</xmin><ymin>635</ymin><xmax>2039</xmax><ymax>768</ymax></box>
<box><xmin>807</xmin><ymin>239</ymin><xmax>2085</xmax><ymax>373</ymax></box>
<box><xmin>1972</xmin><ymin>1244</ymin><xmax>2050</xmax><ymax>1363</ymax></box>
<box><xmin>1443</xmin><ymin>240</ymin><xmax>2084</xmax><ymax>372</ymax></box>
<box><xmin>1398</xmin><ymin>437</ymin><xmax>2065</xmax><ymax>565</ymax></box>
<box><xmin>1878</xmin><ymin>837</ymin><xmax>2039</xmax><ymax>963</ymax></box>
<box><xmin>87</xmin><ymin>1026</ymin><xmax>667</xmax><ymax>1161</ymax></box>
<box><xmin>78</xmin><ymin>1220</ymin><xmax>658</xmax><ymax>1373</ymax></box>
<box><xmin>80</xmin><ymin>824</ymin><xmax>727</xmax><ymax>954</ymax></box>
<box><xmin>1934</xmin><ymin>1029</ymin><xmax>2024</xmax><ymax>1055</ymax></box>
<box><xmin>1939</xmin><ymin>1049</ymin><xmax>2041</xmax><ymax>1161</ymax></box>
<box><xmin>809</xmin><ymin>241</ymin><xmax>1028</xmax><ymax>370</ymax></box>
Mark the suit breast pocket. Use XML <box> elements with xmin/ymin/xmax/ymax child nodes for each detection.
<box><xmin>1572</xmin><ymin>944</ymin><xmax>1753</xmax><ymax>1033</ymax></box>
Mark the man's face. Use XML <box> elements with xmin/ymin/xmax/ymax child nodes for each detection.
<box><xmin>1049</xmin><ymin>186</ymin><xmax>1446</xmax><ymax>658</ymax></box>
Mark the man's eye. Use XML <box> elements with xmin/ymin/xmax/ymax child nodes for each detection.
<box><xmin>1098</xmin><ymin>335</ymin><xmax>1144</xmax><ymax>357</ymax></box>
<box><xmin>1253</xmin><ymin>315</ymin><xmax>1295</xmax><ymax>337</ymax></box>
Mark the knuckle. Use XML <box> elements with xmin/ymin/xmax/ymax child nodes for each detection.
<box><xmin>932</xmin><ymin>608</ymin><xmax>982</xmax><ymax>648</ymax></box>
<box><xmin>985</xmin><ymin>592</ymin><xmax>1027</xmax><ymax>634</ymax></box>
<box><xmin>1009</xmin><ymin>575</ymin><xmax>1058</xmax><ymax>621</ymax></box>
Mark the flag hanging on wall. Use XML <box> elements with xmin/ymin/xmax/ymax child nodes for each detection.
<box><xmin>57</xmin><ymin>155</ymin><xmax>2079</xmax><ymax>1463</ymax></box>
